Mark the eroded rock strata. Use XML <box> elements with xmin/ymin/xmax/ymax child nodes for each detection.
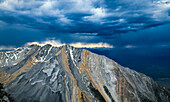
<box><xmin>0</xmin><ymin>44</ymin><xmax>169</xmax><ymax>102</ymax></box>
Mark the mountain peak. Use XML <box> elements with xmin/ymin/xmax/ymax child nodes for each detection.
<box><xmin>0</xmin><ymin>45</ymin><xmax>170</xmax><ymax>102</ymax></box>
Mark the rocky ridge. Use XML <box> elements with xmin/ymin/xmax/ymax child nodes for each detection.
<box><xmin>0</xmin><ymin>44</ymin><xmax>169</xmax><ymax>102</ymax></box>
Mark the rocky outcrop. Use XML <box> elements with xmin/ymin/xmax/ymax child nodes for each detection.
<box><xmin>0</xmin><ymin>83</ymin><xmax>14</xmax><ymax>102</ymax></box>
<box><xmin>0</xmin><ymin>44</ymin><xmax>169</xmax><ymax>102</ymax></box>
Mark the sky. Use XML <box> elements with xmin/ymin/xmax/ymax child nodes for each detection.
<box><xmin>0</xmin><ymin>0</ymin><xmax>170</xmax><ymax>83</ymax></box>
<box><xmin>0</xmin><ymin>0</ymin><xmax>170</xmax><ymax>48</ymax></box>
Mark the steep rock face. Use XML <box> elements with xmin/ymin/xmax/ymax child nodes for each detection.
<box><xmin>0</xmin><ymin>44</ymin><xmax>169</xmax><ymax>102</ymax></box>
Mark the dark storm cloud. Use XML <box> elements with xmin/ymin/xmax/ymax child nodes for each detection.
<box><xmin>0</xmin><ymin>0</ymin><xmax>169</xmax><ymax>36</ymax></box>
<box><xmin>103</xmin><ymin>23</ymin><xmax>170</xmax><ymax>48</ymax></box>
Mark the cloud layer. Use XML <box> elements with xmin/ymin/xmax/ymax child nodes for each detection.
<box><xmin>0</xmin><ymin>0</ymin><xmax>169</xmax><ymax>36</ymax></box>
<box><xmin>0</xmin><ymin>45</ymin><xmax>15</xmax><ymax>50</ymax></box>
<box><xmin>26</xmin><ymin>40</ymin><xmax>114</xmax><ymax>48</ymax></box>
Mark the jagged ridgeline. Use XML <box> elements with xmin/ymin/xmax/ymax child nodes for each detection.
<box><xmin>0</xmin><ymin>44</ymin><xmax>170</xmax><ymax>102</ymax></box>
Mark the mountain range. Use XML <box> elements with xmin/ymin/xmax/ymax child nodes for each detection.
<box><xmin>0</xmin><ymin>44</ymin><xmax>170</xmax><ymax>102</ymax></box>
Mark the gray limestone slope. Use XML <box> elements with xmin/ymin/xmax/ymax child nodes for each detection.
<box><xmin>0</xmin><ymin>44</ymin><xmax>169</xmax><ymax>102</ymax></box>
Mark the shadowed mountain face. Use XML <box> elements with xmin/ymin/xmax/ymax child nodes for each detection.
<box><xmin>0</xmin><ymin>44</ymin><xmax>170</xmax><ymax>102</ymax></box>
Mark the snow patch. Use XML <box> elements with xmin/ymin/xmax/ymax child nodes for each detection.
<box><xmin>31</xmin><ymin>80</ymin><xmax>43</xmax><ymax>85</ymax></box>
<box><xmin>43</xmin><ymin>67</ymin><xmax>54</xmax><ymax>77</ymax></box>
<box><xmin>50</xmin><ymin>68</ymin><xmax>60</xmax><ymax>83</ymax></box>
<box><xmin>69</xmin><ymin>47</ymin><xmax>77</xmax><ymax>68</ymax></box>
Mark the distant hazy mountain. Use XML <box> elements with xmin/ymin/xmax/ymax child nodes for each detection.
<box><xmin>0</xmin><ymin>44</ymin><xmax>169</xmax><ymax>102</ymax></box>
